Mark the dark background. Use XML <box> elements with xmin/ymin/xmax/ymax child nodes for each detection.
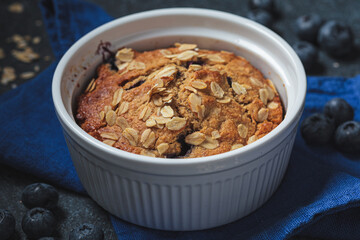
<box><xmin>0</xmin><ymin>0</ymin><xmax>359</xmax><ymax>239</ymax></box>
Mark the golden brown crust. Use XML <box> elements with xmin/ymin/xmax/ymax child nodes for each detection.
<box><xmin>76</xmin><ymin>43</ymin><xmax>284</xmax><ymax>158</ymax></box>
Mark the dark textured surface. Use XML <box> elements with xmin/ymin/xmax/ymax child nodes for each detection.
<box><xmin>0</xmin><ymin>166</ymin><xmax>117</xmax><ymax>239</ymax></box>
<box><xmin>0</xmin><ymin>0</ymin><xmax>359</xmax><ymax>239</ymax></box>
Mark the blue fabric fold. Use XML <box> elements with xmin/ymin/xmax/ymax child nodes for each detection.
<box><xmin>0</xmin><ymin>0</ymin><xmax>359</xmax><ymax>239</ymax></box>
<box><xmin>39</xmin><ymin>0</ymin><xmax>112</xmax><ymax>59</ymax></box>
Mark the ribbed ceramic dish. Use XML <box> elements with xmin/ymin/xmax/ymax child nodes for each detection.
<box><xmin>52</xmin><ymin>8</ymin><xmax>306</xmax><ymax>231</ymax></box>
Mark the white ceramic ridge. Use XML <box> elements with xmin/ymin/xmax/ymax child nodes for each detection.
<box><xmin>52</xmin><ymin>8</ymin><xmax>306</xmax><ymax>230</ymax></box>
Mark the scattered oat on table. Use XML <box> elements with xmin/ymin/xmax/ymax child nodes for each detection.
<box><xmin>8</xmin><ymin>2</ymin><xmax>24</xmax><ymax>13</ymax></box>
<box><xmin>20</xmin><ymin>72</ymin><xmax>35</xmax><ymax>80</ymax></box>
<box><xmin>11</xmin><ymin>34</ymin><xmax>27</xmax><ymax>49</ymax></box>
<box><xmin>32</xmin><ymin>37</ymin><xmax>41</xmax><ymax>45</ymax></box>
<box><xmin>1</xmin><ymin>67</ymin><xmax>16</xmax><ymax>85</ymax></box>
<box><xmin>34</xmin><ymin>65</ymin><xmax>40</xmax><ymax>72</ymax></box>
<box><xmin>7</xmin><ymin>34</ymin><xmax>42</xmax><ymax>64</ymax></box>
<box><xmin>12</xmin><ymin>47</ymin><xmax>40</xmax><ymax>63</ymax></box>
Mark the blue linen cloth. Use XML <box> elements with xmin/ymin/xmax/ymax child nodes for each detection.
<box><xmin>0</xmin><ymin>0</ymin><xmax>359</xmax><ymax>239</ymax></box>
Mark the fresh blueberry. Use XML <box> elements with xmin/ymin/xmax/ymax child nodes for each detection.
<box><xmin>334</xmin><ymin>121</ymin><xmax>360</xmax><ymax>154</ymax></box>
<box><xmin>69</xmin><ymin>223</ymin><xmax>104</xmax><ymax>240</ymax></box>
<box><xmin>0</xmin><ymin>209</ymin><xmax>15</xmax><ymax>240</ymax></box>
<box><xmin>295</xmin><ymin>14</ymin><xmax>323</xmax><ymax>43</ymax></box>
<box><xmin>292</xmin><ymin>41</ymin><xmax>319</xmax><ymax>72</ymax></box>
<box><xmin>38</xmin><ymin>238</ymin><xmax>56</xmax><ymax>240</ymax></box>
<box><xmin>22</xmin><ymin>183</ymin><xmax>59</xmax><ymax>209</ymax></box>
<box><xmin>227</xmin><ymin>76</ymin><xmax>232</xmax><ymax>86</ymax></box>
<box><xmin>249</xmin><ymin>0</ymin><xmax>275</xmax><ymax>13</ymax></box>
<box><xmin>324</xmin><ymin>98</ymin><xmax>354</xmax><ymax>127</ymax></box>
<box><xmin>247</xmin><ymin>9</ymin><xmax>274</xmax><ymax>28</ymax></box>
<box><xmin>300</xmin><ymin>113</ymin><xmax>335</xmax><ymax>145</ymax></box>
<box><xmin>317</xmin><ymin>20</ymin><xmax>354</xmax><ymax>57</ymax></box>
<box><xmin>22</xmin><ymin>207</ymin><xmax>56</xmax><ymax>239</ymax></box>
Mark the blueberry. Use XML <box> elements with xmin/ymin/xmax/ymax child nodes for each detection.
<box><xmin>300</xmin><ymin>113</ymin><xmax>335</xmax><ymax>145</ymax></box>
<box><xmin>226</xmin><ymin>76</ymin><xmax>232</xmax><ymax>86</ymax></box>
<box><xmin>38</xmin><ymin>238</ymin><xmax>56</xmax><ymax>240</ymax></box>
<box><xmin>317</xmin><ymin>20</ymin><xmax>354</xmax><ymax>57</ymax></box>
<box><xmin>247</xmin><ymin>9</ymin><xmax>274</xmax><ymax>28</ymax></box>
<box><xmin>292</xmin><ymin>41</ymin><xmax>318</xmax><ymax>72</ymax></box>
<box><xmin>295</xmin><ymin>14</ymin><xmax>323</xmax><ymax>43</ymax></box>
<box><xmin>334</xmin><ymin>121</ymin><xmax>360</xmax><ymax>154</ymax></box>
<box><xmin>22</xmin><ymin>183</ymin><xmax>59</xmax><ymax>209</ymax></box>
<box><xmin>22</xmin><ymin>207</ymin><xmax>56</xmax><ymax>239</ymax></box>
<box><xmin>249</xmin><ymin>0</ymin><xmax>275</xmax><ymax>13</ymax></box>
<box><xmin>0</xmin><ymin>209</ymin><xmax>15</xmax><ymax>240</ymax></box>
<box><xmin>324</xmin><ymin>98</ymin><xmax>354</xmax><ymax>127</ymax></box>
<box><xmin>69</xmin><ymin>223</ymin><xmax>104</xmax><ymax>240</ymax></box>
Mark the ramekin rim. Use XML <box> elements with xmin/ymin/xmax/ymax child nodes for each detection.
<box><xmin>52</xmin><ymin>8</ymin><xmax>306</xmax><ymax>167</ymax></box>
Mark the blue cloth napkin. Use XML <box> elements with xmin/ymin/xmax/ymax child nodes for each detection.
<box><xmin>0</xmin><ymin>0</ymin><xmax>360</xmax><ymax>239</ymax></box>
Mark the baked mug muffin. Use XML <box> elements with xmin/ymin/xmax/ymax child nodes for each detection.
<box><xmin>75</xmin><ymin>43</ymin><xmax>283</xmax><ymax>158</ymax></box>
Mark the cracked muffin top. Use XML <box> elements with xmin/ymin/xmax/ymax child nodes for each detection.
<box><xmin>75</xmin><ymin>43</ymin><xmax>283</xmax><ymax>158</ymax></box>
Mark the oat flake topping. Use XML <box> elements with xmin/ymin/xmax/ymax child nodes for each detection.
<box><xmin>76</xmin><ymin>43</ymin><xmax>283</xmax><ymax>158</ymax></box>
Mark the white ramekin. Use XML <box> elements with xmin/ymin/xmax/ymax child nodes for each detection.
<box><xmin>52</xmin><ymin>8</ymin><xmax>306</xmax><ymax>231</ymax></box>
